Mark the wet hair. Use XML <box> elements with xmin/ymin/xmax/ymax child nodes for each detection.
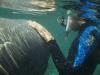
<box><xmin>0</xmin><ymin>23</ymin><xmax>50</xmax><ymax>75</ymax></box>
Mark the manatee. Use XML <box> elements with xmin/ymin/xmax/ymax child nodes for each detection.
<box><xmin>0</xmin><ymin>18</ymin><xmax>50</xmax><ymax>75</ymax></box>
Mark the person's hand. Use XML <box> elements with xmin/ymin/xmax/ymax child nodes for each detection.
<box><xmin>27</xmin><ymin>20</ymin><xmax>54</xmax><ymax>43</ymax></box>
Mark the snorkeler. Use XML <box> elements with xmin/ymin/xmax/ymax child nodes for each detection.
<box><xmin>32</xmin><ymin>0</ymin><xmax>100</xmax><ymax>75</ymax></box>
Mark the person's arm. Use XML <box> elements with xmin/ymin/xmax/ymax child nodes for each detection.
<box><xmin>28</xmin><ymin>20</ymin><xmax>67</xmax><ymax>74</ymax></box>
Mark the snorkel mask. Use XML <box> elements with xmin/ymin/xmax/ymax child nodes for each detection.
<box><xmin>57</xmin><ymin>9</ymin><xmax>79</xmax><ymax>36</ymax></box>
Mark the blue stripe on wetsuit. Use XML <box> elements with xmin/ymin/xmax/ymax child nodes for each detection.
<box><xmin>73</xmin><ymin>26</ymin><xmax>98</xmax><ymax>68</ymax></box>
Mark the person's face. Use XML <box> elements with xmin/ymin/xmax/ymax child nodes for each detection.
<box><xmin>68</xmin><ymin>16</ymin><xmax>82</xmax><ymax>31</ymax></box>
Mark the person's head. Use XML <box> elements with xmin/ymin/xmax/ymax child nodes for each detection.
<box><xmin>66</xmin><ymin>15</ymin><xmax>86</xmax><ymax>31</ymax></box>
<box><xmin>59</xmin><ymin>0</ymin><xmax>100</xmax><ymax>36</ymax></box>
<box><xmin>0</xmin><ymin>20</ymin><xmax>50</xmax><ymax>75</ymax></box>
<box><xmin>61</xmin><ymin>9</ymin><xmax>86</xmax><ymax>33</ymax></box>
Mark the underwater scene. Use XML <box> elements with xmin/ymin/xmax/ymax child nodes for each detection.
<box><xmin>0</xmin><ymin>0</ymin><xmax>100</xmax><ymax>75</ymax></box>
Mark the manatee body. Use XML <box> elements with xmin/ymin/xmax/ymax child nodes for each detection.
<box><xmin>0</xmin><ymin>18</ymin><xmax>50</xmax><ymax>75</ymax></box>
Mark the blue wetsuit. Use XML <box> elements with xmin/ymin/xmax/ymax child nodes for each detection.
<box><xmin>49</xmin><ymin>24</ymin><xmax>100</xmax><ymax>75</ymax></box>
<box><xmin>66</xmin><ymin>25</ymin><xmax>100</xmax><ymax>75</ymax></box>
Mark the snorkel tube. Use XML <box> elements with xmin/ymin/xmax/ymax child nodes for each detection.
<box><xmin>65</xmin><ymin>10</ymin><xmax>73</xmax><ymax>36</ymax></box>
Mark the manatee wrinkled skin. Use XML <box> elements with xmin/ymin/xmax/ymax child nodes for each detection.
<box><xmin>0</xmin><ymin>18</ymin><xmax>50</xmax><ymax>75</ymax></box>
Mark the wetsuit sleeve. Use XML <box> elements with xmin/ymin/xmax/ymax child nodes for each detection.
<box><xmin>48</xmin><ymin>40</ymin><xmax>68</xmax><ymax>74</ymax></box>
<box><xmin>73</xmin><ymin>30</ymin><xmax>99</xmax><ymax>68</ymax></box>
